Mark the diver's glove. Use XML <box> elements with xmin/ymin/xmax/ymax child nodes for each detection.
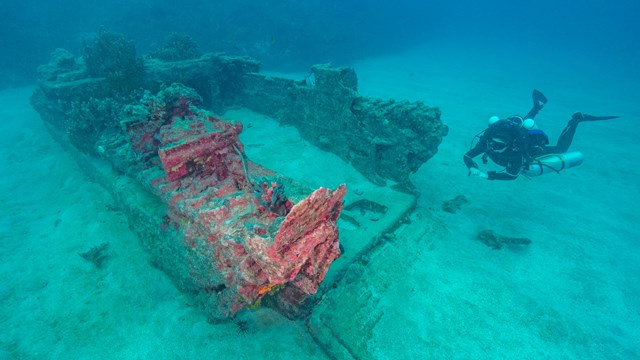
<box><xmin>469</xmin><ymin>167</ymin><xmax>488</xmax><ymax>179</ymax></box>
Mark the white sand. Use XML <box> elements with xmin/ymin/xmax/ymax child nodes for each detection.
<box><xmin>0</xmin><ymin>37</ymin><xmax>638</xmax><ymax>358</ymax></box>
<box><xmin>352</xmin><ymin>38</ymin><xmax>640</xmax><ymax>358</ymax></box>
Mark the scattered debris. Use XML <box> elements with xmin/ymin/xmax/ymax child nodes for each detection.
<box><xmin>477</xmin><ymin>230</ymin><xmax>531</xmax><ymax>250</ymax></box>
<box><xmin>442</xmin><ymin>195</ymin><xmax>468</xmax><ymax>213</ymax></box>
<box><xmin>78</xmin><ymin>242</ymin><xmax>109</xmax><ymax>268</ymax></box>
<box><xmin>344</xmin><ymin>199</ymin><xmax>387</xmax><ymax>222</ymax></box>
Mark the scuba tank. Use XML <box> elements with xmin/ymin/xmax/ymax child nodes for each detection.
<box><xmin>524</xmin><ymin>151</ymin><xmax>583</xmax><ymax>177</ymax></box>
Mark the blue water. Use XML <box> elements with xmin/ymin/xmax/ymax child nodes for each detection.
<box><xmin>1</xmin><ymin>1</ymin><xmax>638</xmax><ymax>358</ymax></box>
<box><xmin>1</xmin><ymin>0</ymin><xmax>639</xmax><ymax>87</ymax></box>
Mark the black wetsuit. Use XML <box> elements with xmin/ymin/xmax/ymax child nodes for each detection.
<box><xmin>464</xmin><ymin>119</ymin><xmax>529</xmax><ymax>180</ymax></box>
<box><xmin>464</xmin><ymin>106</ymin><xmax>614</xmax><ymax>181</ymax></box>
<box><xmin>463</xmin><ymin>92</ymin><xmax>546</xmax><ymax>180</ymax></box>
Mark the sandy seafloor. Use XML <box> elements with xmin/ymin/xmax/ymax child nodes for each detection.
<box><xmin>1</xmin><ymin>38</ymin><xmax>639</xmax><ymax>359</ymax></box>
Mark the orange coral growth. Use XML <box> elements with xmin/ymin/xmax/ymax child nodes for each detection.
<box><xmin>257</xmin><ymin>283</ymin><xmax>278</xmax><ymax>296</ymax></box>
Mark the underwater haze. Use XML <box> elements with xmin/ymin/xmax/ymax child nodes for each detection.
<box><xmin>1</xmin><ymin>0</ymin><xmax>639</xmax><ymax>359</ymax></box>
<box><xmin>1</xmin><ymin>0</ymin><xmax>434</xmax><ymax>87</ymax></box>
<box><xmin>1</xmin><ymin>0</ymin><xmax>639</xmax><ymax>87</ymax></box>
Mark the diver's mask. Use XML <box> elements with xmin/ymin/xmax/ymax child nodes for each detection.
<box><xmin>506</xmin><ymin>115</ymin><xmax>524</xmax><ymax>127</ymax></box>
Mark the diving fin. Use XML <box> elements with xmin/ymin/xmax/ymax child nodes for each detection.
<box><xmin>524</xmin><ymin>89</ymin><xmax>548</xmax><ymax>119</ymax></box>
<box><xmin>532</xmin><ymin>89</ymin><xmax>548</xmax><ymax>108</ymax></box>
<box><xmin>572</xmin><ymin>112</ymin><xmax>619</xmax><ymax>122</ymax></box>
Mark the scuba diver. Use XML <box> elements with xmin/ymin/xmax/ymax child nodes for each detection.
<box><xmin>464</xmin><ymin>89</ymin><xmax>618</xmax><ymax>180</ymax></box>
